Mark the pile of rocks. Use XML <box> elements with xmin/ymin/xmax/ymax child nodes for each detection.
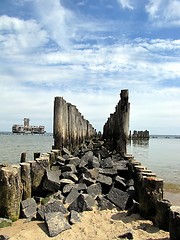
<box><xmin>20</xmin><ymin>141</ymin><xmax>136</xmax><ymax>237</ymax></box>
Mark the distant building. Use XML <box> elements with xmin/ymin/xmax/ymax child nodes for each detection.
<box><xmin>12</xmin><ymin>118</ymin><xmax>45</xmax><ymax>134</ymax></box>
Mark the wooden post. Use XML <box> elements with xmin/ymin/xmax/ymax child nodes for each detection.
<box><xmin>20</xmin><ymin>152</ymin><xmax>26</xmax><ymax>163</ymax></box>
<box><xmin>20</xmin><ymin>162</ymin><xmax>31</xmax><ymax>200</ymax></box>
<box><xmin>0</xmin><ymin>166</ymin><xmax>23</xmax><ymax>221</ymax></box>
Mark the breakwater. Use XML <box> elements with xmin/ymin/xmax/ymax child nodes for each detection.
<box><xmin>0</xmin><ymin>89</ymin><xmax>179</xmax><ymax>239</ymax></box>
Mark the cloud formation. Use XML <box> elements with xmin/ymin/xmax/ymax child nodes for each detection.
<box><xmin>0</xmin><ymin>0</ymin><xmax>180</xmax><ymax>134</ymax></box>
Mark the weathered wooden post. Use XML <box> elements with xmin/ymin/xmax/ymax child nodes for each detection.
<box><xmin>20</xmin><ymin>152</ymin><xmax>26</xmax><ymax>163</ymax></box>
<box><xmin>0</xmin><ymin>165</ymin><xmax>23</xmax><ymax>221</ymax></box>
<box><xmin>169</xmin><ymin>206</ymin><xmax>180</xmax><ymax>240</ymax></box>
<box><xmin>20</xmin><ymin>162</ymin><xmax>31</xmax><ymax>200</ymax></box>
<box><xmin>103</xmin><ymin>89</ymin><xmax>130</xmax><ymax>156</ymax></box>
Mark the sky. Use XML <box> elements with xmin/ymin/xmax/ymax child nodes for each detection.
<box><xmin>0</xmin><ymin>0</ymin><xmax>180</xmax><ymax>135</ymax></box>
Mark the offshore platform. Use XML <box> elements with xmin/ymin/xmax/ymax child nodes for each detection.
<box><xmin>12</xmin><ymin>118</ymin><xmax>45</xmax><ymax>134</ymax></box>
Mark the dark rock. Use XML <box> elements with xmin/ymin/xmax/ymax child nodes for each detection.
<box><xmin>79</xmin><ymin>151</ymin><xmax>93</xmax><ymax>168</ymax></box>
<box><xmin>101</xmin><ymin>157</ymin><xmax>113</xmax><ymax>168</ymax></box>
<box><xmin>68</xmin><ymin>194</ymin><xmax>95</xmax><ymax>212</ymax></box>
<box><xmin>127</xmin><ymin>200</ymin><xmax>139</xmax><ymax>216</ymax></box>
<box><xmin>87</xmin><ymin>168</ymin><xmax>99</xmax><ymax>180</ymax></box>
<box><xmin>61</xmin><ymin>164</ymin><xmax>77</xmax><ymax>174</ymax></box>
<box><xmin>88</xmin><ymin>156</ymin><xmax>100</xmax><ymax>169</ymax></box>
<box><xmin>87</xmin><ymin>183</ymin><xmax>102</xmax><ymax>198</ymax></box>
<box><xmin>96</xmin><ymin>196</ymin><xmax>117</xmax><ymax>210</ymax></box>
<box><xmin>43</xmin><ymin>170</ymin><xmax>61</xmax><ymax>192</ymax></box>
<box><xmin>65</xmin><ymin>157</ymin><xmax>81</xmax><ymax>167</ymax></box>
<box><xmin>95</xmin><ymin>147</ymin><xmax>110</xmax><ymax>158</ymax></box>
<box><xmin>79</xmin><ymin>173</ymin><xmax>95</xmax><ymax>186</ymax></box>
<box><xmin>62</xmin><ymin>172</ymin><xmax>78</xmax><ymax>182</ymax></box>
<box><xmin>114</xmin><ymin>176</ymin><xmax>127</xmax><ymax>191</ymax></box>
<box><xmin>62</xmin><ymin>147</ymin><xmax>72</xmax><ymax>157</ymax></box>
<box><xmin>116</xmin><ymin>161</ymin><xmax>129</xmax><ymax>178</ymax></box>
<box><xmin>69</xmin><ymin>210</ymin><xmax>81</xmax><ymax>224</ymax></box>
<box><xmin>21</xmin><ymin>198</ymin><xmax>37</xmax><ymax>219</ymax></box>
<box><xmin>97</xmin><ymin>174</ymin><xmax>112</xmax><ymax>186</ymax></box>
<box><xmin>126</xmin><ymin>179</ymin><xmax>134</xmax><ymax>187</ymax></box>
<box><xmin>60</xmin><ymin>178</ymin><xmax>75</xmax><ymax>186</ymax></box>
<box><xmin>37</xmin><ymin>199</ymin><xmax>68</xmax><ymax>220</ymax></box>
<box><xmin>127</xmin><ymin>186</ymin><xmax>136</xmax><ymax>198</ymax></box>
<box><xmin>45</xmin><ymin>212</ymin><xmax>71</xmax><ymax>237</ymax></box>
<box><xmin>0</xmin><ymin>218</ymin><xmax>12</xmax><ymax>228</ymax></box>
<box><xmin>0</xmin><ymin>235</ymin><xmax>10</xmax><ymax>240</ymax></box>
<box><xmin>107</xmin><ymin>187</ymin><xmax>131</xmax><ymax>210</ymax></box>
<box><xmin>65</xmin><ymin>188</ymin><xmax>80</xmax><ymax>205</ymax></box>
<box><xmin>98</xmin><ymin>167</ymin><xmax>117</xmax><ymax>176</ymax></box>
<box><xmin>63</xmin><ymin>184</ymin><xmax>76</xmax><ymax>194</ymax></box>
<box><xmin>118</xmin><ymin>230</ymin><xmax>133</xmax><ymax>239</ymax></box>
<box><xmin>56</xmin><ymin>156</ymin><xmax>66</xmax><ymax>164</ymax></box>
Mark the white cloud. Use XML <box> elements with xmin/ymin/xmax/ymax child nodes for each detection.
<box><xmin>0</xmin><ymin>15</ymin><xmax>48</xmax><ymax>54</ymax></box>
<box><xmin>146</xmin><ymin>0</ymin><xmax>180</xmax><ymax>26</ymax></box>
<box><xmin>117</xmin><ymin>0</ymin><xmax>134</xmax><ymax>10</ymax></box>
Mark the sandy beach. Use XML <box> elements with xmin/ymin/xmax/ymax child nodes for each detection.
<box><xmin>0</xmin><ymin>209</ymin><xmax>170</xmax><ymax>240</ymax></box>
<box><xmin>0</xmin><ymin>189</ymin><xmax>179</xmax><ymax>240</ymax></box>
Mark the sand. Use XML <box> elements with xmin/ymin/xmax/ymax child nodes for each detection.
<box><xmin>0</xmin><ymin>209</ymin><xmax>170</xmax><ymax>240</ymax></box>
<box><xmin>0</xmin><ymin>190</ymin><xmax>179</xmax><ymax>240</ymax></box>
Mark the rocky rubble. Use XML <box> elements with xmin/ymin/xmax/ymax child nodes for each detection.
<box><xmin>19</xmin><ymin>140</ymin><xmax>136</xmax><ymax>237</ymax></box>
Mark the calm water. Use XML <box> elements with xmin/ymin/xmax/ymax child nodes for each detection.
<box><xmin>127</xmin><ymin>136</ymin><xmax>180</xmax><ymax>185</ymax></box>
<box><xmin>0</xmin><ymin>133</ymin><xmax>180</xmax><ymax>185</ymax></box>
<box><xmin>0</xmin><ymin>132</ymin><xmax>54</xmax><ymax>164</ymax></box>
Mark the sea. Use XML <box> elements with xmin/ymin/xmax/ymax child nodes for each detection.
<box><xmin>0</xmin><ymin>132</ymin><xmax>180</xmax><ymax>186</ymax></box>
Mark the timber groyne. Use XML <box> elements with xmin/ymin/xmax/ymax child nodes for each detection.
<box><xmin>0</xmin><ymin>89</ymin><xmax>179</xmax><ymax>239</ymax></box>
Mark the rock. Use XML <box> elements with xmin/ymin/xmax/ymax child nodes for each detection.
<box><xmin>0</xmin><ymin>218</ymin><xmax>12</xmax><ymax>228</ymax></box>
<box><xmin>79</xmin><ymin>173</ymin><xmax>95</xmax><ymax>186</ymax></box>
<box><xmin>62</xmin><ymin>147</ymin><xmax>72</xmax><ymax>156</ymax></box>
<box><xmin>60</xmin><ymin>179</ymin><xmax>75</xmax><ymax>186</ymax></box>
<box><xmin>56</xmin><ymin>156</ymin><xmax>66</xmax><ymax>164</ymax></box>
<box><xmin>69</xmin><ymin>210</ymin><xmax>81</xmax><ymax>224</ymax></box>
<box><xmin>0</xmin><ymin>235</ymin><xmax>10</xmax><ymax>240</ymax></box>
<box><xmin>65</xmin><ymin>157</ymin><xmax>81</xmax><ymax>167</ymax></box>
<box><xmin>87</xmin><ymin>183</ymin><xmax>102</xmax><ymax>198</ymax></box>
<box><xmin>95</xmin><ymin>147</ymin><xmax>110</xmax><ymax>158</ymax></box>
<box><xmin>118</xmin><ymin>230</ymin><xmax>133</xmax><ymax>239</ymax></box>
<box><xmin>68</xmin><ymin>194</ymin><xmax>95</xmax><ymax>212</ymax></box>
<box><xmin>64</xmin><ymin>188</ymin><xmax>80</xmax><ymax>205</ymax></box>
<box><xmin>114</xmin><ymin>176</ymin><xmax>127</xmax><ymax>191</ymax></box>
<box><xmin>96</xmin><ymin>196</ymin><xmax>117</xmax><ymax>210</ymax></box>
<box><xmin>98</xmin><ymin>167</ymin><xmax>117</xmax><ymax>176</ymax></box>
<box><xmin>62</xmin><ymin>172</ymin><xmax>78</xmax><ymax>182</ymax></box>
<box><xmin>37</xmin><ymin>199</ymin><xmax>68</xmax><ymax>220</ymax></box>
<box><xmin>61</xmin><ymin>164</ymin><xmax>77</xmax><ymax>174</ymax></box>
<box><xmin>63</xmin><ymin>184</ymin><xmax>76</xmax><ymax>194</ymax></box>
<box><xmin>43</xmin><ymin>170</ymin><xmax>61</xmax><ymax>192</ymax></box>
<box><xmin>101</xmin><ymin>157</ymin><xmax>113</xmax><ymax>168</ymax></box>
<box><xmin>21</xmin><ymin>198</ymin><xmax>37</xmax><ymax>219</ymax></box>
<box><xmin>127</xmin><ymin>186</ymin><xmax>135</xmax><ymax>198</ymax></box>
<box><xmin>88</xmin><ymin>156</ymin><xmax>100</xmax><ymax>169</ymax></box>
<box><xmin>45</xmin><ymin>212</ymin><xmax>71</xmax><ymax>237</ymax></box>
<box><xmin>127</xmin><ymin>200</ymin><xmax>139</xmax><ymax>216</ymax></box>
<box><xmin>97</xmin><ymin>174</ymin><xmax>112</xmax><ymax>186</ymax></box>
<box><xmin>107</xmin><ymin>187</ymin><xmax>131</xmax><ymax>210</ymax></box>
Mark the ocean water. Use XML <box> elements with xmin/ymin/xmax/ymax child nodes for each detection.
<box><xmin>0</xmin><ymin>132</ymin><xmax>180</xmax><ymax>185</ymax></box>
<box><xmin>127</xmin><ymin>136</ymin><xmax>180</xmax><ymax>185</ymax></box>
<box><xmin>0</xmin><ymin>132</ymin><xmax>54</xmax><ymax>164</ymax></box>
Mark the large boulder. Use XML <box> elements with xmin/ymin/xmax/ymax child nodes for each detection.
<box><xmin>45</xmin><ymin>212</ymin><xmax>71</xmax><ymax>237</ymax></box>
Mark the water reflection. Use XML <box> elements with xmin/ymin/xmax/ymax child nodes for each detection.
<box><xmin>128</xmin><ymin>139</ymin><xmax>149</xmax><ymax>147</ymax></box>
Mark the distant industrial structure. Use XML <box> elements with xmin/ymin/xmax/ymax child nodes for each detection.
<box><xmin>12</xmin><ymin>118</ymin><xmax>45</xmax><ymax>134</ymax></box>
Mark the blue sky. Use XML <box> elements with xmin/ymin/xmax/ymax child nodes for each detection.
<box><xmin>0</xmin><ymin>0</ymin><xmax>180</xmax><ymax>134</ymax></box>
